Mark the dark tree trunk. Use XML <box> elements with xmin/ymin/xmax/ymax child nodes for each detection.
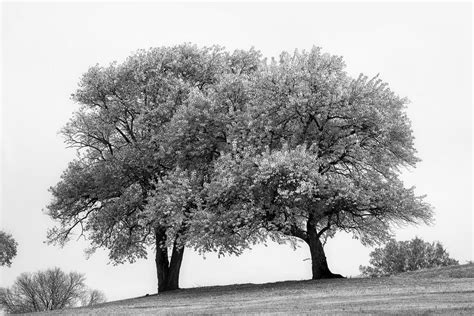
<box><xmin>154</xmin><ymin>227</ymin><xmax>186</xmax><ymax>293</ymax></box>
<box><xmin>155</xmin><ymin>227</ymin><xmax>170</xmax><ymax>293</ymax></box>
<box><xmin>166</xmin><ymin>241</ymin><xmax>184</xmax><ymax>290</ymax></box>
<box><xmin>306</xmin><ymin>218</ymin><xmax>344</xmax><ymax>279</ymax></box>
<box><xmin>307</xmin><ymin>234</ymin><xmax>342</xmax><ymax>279</ymax></box>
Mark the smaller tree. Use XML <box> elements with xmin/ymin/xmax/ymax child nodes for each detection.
<box><xmin>360</xmin><ymin>237</ymin><xmax>459</xmax><ymax>277</ymax></box>
<box><xmin>81</xmin><ymin>289</ymin><xmax>106</xmax><ymax>307</ymax></box>
<box><xmin>0</xmin><ymin>267</ymin><xmax>104</xmax><ymax>313</ymax></box>
<box><xmin>0</xmin><ymin>231</ymin><xmax>18</xmax><ymax>267</ymax></box>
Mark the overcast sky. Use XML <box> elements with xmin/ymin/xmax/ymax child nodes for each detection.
<box><xmin>1</xmin><ymin>2</ymin><xmax>472</xmax><ymax>301</ymax></box>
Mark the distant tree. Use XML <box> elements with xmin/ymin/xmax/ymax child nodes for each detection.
<box><xmin>359</xmin><ymin>237</ymin><xmax>459</xmax><ymax>277</ymax></box>
<box><xmin>0</xmin><ymin>231</ymin><xmax>17</xmax><ymax>267</ymax></box>
<box><xmin>0</xmin><ymin>267</ymin><xmax>102</xmax><ymax>313</ymax></box>
<box><xmin>201</xmin><ymin>48</ymin><xmax>432</xmax><ymax>279</ymax></box>
<box><xmin>81</xmin><ymin>288</ymin><xmax>106</xmax><ymax>306</ymax></box>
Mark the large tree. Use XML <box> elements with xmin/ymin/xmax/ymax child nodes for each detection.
<box><xmin>46</xmin><ymin>44</ymin><xmax>262</xmax><ymax>292</ymax></box>
<box><xmin>201</xmin><ymin>48</ymin><xmax>432</xmax><ymax>279</ymax></box>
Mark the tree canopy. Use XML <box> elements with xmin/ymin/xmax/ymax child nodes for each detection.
<box><xmin>47</xmin><ymin>43</ymin><xmax>432</xmax><ymax>290</ymax></box>
<box><xmin>200</xmin><ymin>49</ymin><xmax>432</xmax><ymax>278</ymax></box>
<box><xmin>47</xmin><ymin>44</ymin><xmax>263</xmax><ymax>291</ymax></box>
<box><xmin>0</xmin><ymin>231</ymin><xmax>17</xmax><ymax>267</ymax></box>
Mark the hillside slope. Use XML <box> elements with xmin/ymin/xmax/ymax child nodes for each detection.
<box><xmin>396</xmin><ymin>263</ymin><xmax>474</xmax><ymax>279</ymax></box>
<box><xmin>39</xmin><ymin>264</ymin><xmax>474</xmax><ymax>315</ymax></box>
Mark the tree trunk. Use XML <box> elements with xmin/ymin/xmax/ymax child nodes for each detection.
<box><xmin>155</xmin><ymin>227</ymin><xmax>170</xmax><ymax>293</ymax></box>
<box><xmin>306</xmin><ymin>218</ymin><xmax>344</xmax><ymax>279</ymax></box>
<box><xmin>154</xmin><ymin>227</ymin><xmax>186</xmax><ymax>293</ymax></box>
<box><xmin>166</xmin><ymin>241</ymin><xmax>185</xmax><ymax>290</ymax></box>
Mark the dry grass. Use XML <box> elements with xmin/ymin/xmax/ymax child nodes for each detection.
<box><xmin>39</xmin><ymin>264</ymin><xmax>474</xmax><ymax>315</ymax></box>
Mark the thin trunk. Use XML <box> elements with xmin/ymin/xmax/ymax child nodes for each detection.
<box><xmin>306</xmin><ymin>217</ymin><xmax>344</xmax><ymax>279</ymax></box>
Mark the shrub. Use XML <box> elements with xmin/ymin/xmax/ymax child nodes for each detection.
<box><xmin>360</xmin><ymin>237</ymin><xmax>458</xmax><ymax>277</ymax></box>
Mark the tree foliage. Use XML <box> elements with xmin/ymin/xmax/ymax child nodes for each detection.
<box><xmin>81</xmin><ymin>288</ymin><xmax>106</xmax><ymax>307</ymax></box>
<box><xmin>199</xmin><ymin>48</ymin><xmax>432</xmax><ymax>278</ymax></box>
<box><xmin>359</xmin><ymin>237</ymin><xmax>459</xmax><ymax>277</ymax></box>
<box><xmin>46</xmin><ymin>44</ymin><xmax>262</xmax><ymax>291</ymax></box>
<box><xmin>47</xmin><ymin>43</ymin><xmax>432</xmax><ymax>286</ymax></box>
<box><xmin>0</xmin><ymin>267</ymin><xmax>104</xmax><ymax>313</ymax></box>
<box><xmin>0</xmin><ymin>231</ymin><xmax>17</xmax><ymax>267</ymax></box>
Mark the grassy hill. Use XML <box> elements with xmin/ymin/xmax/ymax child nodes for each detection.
<box><xmin>40</xmin><ymin>264</ymin><xmax>474</xmax><ymax>315</ymax></box>
<box><xmin>396</xmin><ymin>262</ymin><xmax>474</xmax><ymax>279</ymax></box>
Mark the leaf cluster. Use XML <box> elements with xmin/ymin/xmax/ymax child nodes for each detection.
<box><xmin>0</xmin><ymin>231</ymin><xmax>17</xmax><ymax>267</ymax></box>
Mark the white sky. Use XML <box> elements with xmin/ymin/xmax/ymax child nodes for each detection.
<box><xmin>1</xmin><ymin>2</ymin><xmax>472</xmax><ymax>301</ymax></box>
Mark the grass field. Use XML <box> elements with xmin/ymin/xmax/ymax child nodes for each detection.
<box><xmin>42</xmin><ymin>264</ymin><xmax>474</xmax><ymax>315</ymax></box>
